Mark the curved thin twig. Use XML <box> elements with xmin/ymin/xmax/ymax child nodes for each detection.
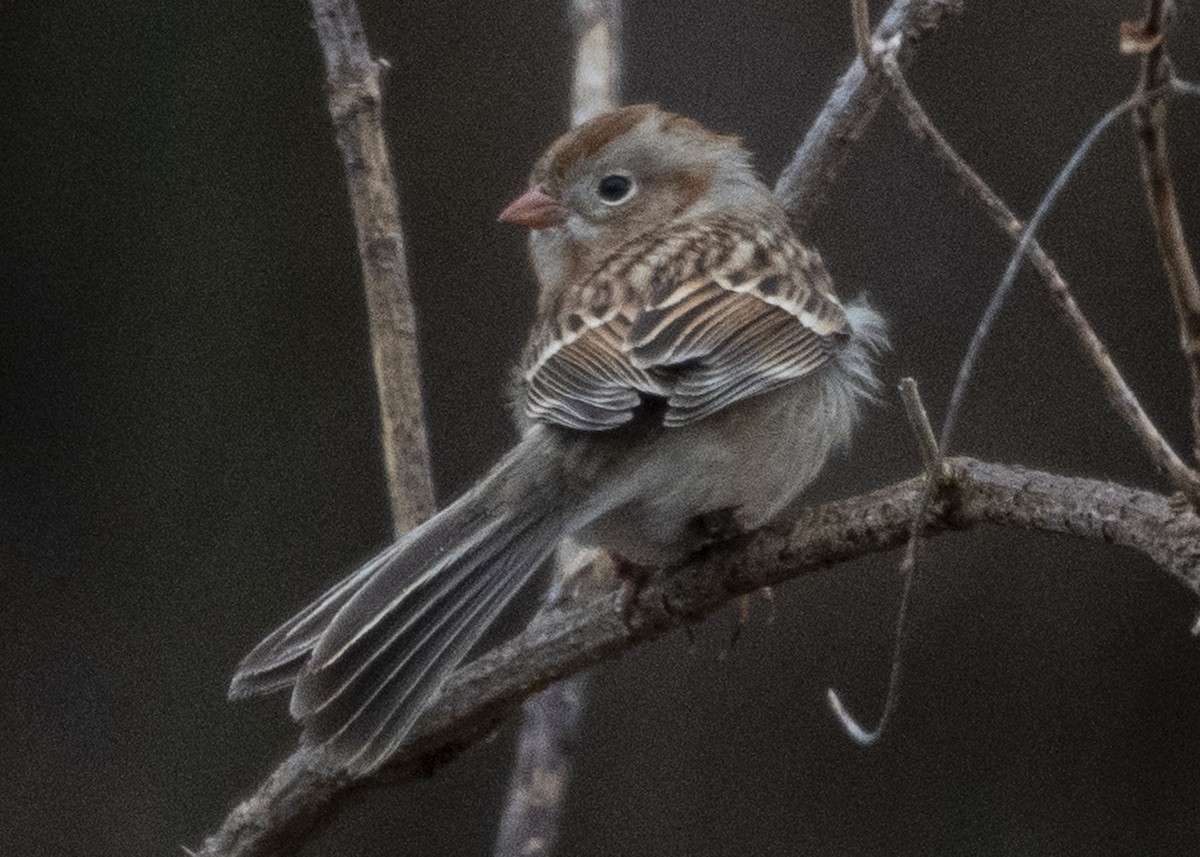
<box><xmin>828</xmin><ymin>33</ymin><xmax>1200</xmax><ymax>745</ymax></box>
<box><xmin>938</xmin><ymin>99</ymin><xmax>1138</xmax><ymax>457</ymax></box>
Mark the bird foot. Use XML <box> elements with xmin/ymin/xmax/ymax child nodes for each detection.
<box><xmin>691</xmin><ymin>506</ymin><xmax>752</xmax><ymax>545</ymax></box>
<box><xmin>718</xmin><ymin>586</ymin><xmax>775</xmax><ymax>660</ymax></box>
<box><xmin>612</xmin><ymin>554</ymin><xmax>652</xmax><ymax>624</ymax></box>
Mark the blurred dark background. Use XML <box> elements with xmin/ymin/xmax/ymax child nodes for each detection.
<box><xmin>3</xmin><ymin>1</ymin><xmax>1200</xmax><ymax>854</ymax></box>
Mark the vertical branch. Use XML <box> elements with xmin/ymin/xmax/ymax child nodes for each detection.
<box><xmin>570</xmin><ymin>0</ymin><xmax>622</xmax><ymax>125</ymax></box>
<box><xmin>493</xmin><ymin>543</ymin><xmax>603</xmax><ymax>857</ymax></box>
<box><xmin>1130</xmin><ymin>0</ymin><xmax>1200</xmax><ymax>464</ymax></box>
<box><xmin>493</xmin><ymin>680</ymin><xmax>588</xmax><ymax>856</ymax></box>
<box><xmin>311</xmin><ymin>0</ymin><xmax>436</xmax><ymax>534</ymax></box>
<box><xmin>494</xmin><ymin>4</ymin><xmax>622</xmax><ymax>855</ymax></box>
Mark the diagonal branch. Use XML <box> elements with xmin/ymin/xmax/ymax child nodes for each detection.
<box><xmin>194</xmin><ymin>457</ymin><xmax>1200</xmax><ymax>857</ymax></box>
<box><xmin>197</xmin><ymin>2</ymin><xmax>976</xmax><ymax>853</ymax></box>
<box><xmin>773</xmin><ymin>0</ymin><xmax>962</xmax><ymax>234</ymax></box>
<box><xmin>311</xmin><ymin>0</ymin><xmax>436</xmax><ymax>533</ymax></box>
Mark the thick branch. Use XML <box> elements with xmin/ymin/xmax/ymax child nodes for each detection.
<box><xmin>1132</xmin><ymin>0</ymin><xmax>1200</xmax><ymax>464</ymax></box>
<box><xmin>310</xmin><ymin>0</ymin><xmax>436</xmax><ymax>533</ymax></box>
<box><xmin>196</xmin><ymin>458</ymin><xmax>1199</xmax><ymax>857</ymax></box>
<box><xmin>773</xmin><ymin>0</ymin><xmax>962</xmax><ymax>234</ymax></box>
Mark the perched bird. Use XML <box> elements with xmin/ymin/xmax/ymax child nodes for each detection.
<box><xmin>230</xmin><ymin>104</ymin><xmax>887</xmax><ymax>775</ymax></box>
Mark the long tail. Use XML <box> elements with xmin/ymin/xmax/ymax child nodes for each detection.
<box><xmin>229</xmin><ymin>431</ymin><xmax>588</xmax><ymax>775</ymax></box>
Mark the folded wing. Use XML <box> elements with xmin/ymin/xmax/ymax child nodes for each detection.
<box><xmin>520</xmin><ymin>214</ymin><xmax>850</xmax><ymax>430</ymax></box>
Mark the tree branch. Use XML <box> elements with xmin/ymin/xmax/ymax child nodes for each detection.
<box><xmin>872</xmin><ymin>46</ymin><xmax>1200</xmax><ymax>508</ymax></box>
<box><xmin>492</xmin><ymin>677</ymin><xmax>587</xmax><ymax>857</ymax></box>
<box><xmin>494</xmin><ymin>5</ymin><xmax>623</xmax><ymax>852</ymax></box>
<box><xmin>194</xmin><ymin>457</ymin><xmax>1199</xmax><ymax>856</ymax></box>
<box><xmin>773</xmin><ymin>0</ymin><xmax>962</xmax><ymax>234</ymax></box>
<box><xmin>310</xmin><ymin>0</ymin><xmax>435</xmax><ymax>533</ymax></box>
<box><xmin>569</xmin><ymin>0</ymin><xmax>622</xmax><ymax>126</ymax></box>
<box><xmin>1131</xmin><ymin>0</ymin><xmax>1200</xmax><ymax>465</ymax></box>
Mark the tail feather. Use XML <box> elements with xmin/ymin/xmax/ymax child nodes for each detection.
<box><xmin>306</xmin><ymin>514</ymin><xmax>563</xmax><ymax>772</ymax></box>
<box><xmin>228</xmin><ymin>544</ymin><xmax>401</xmax><ymax>699</ymax></box>
<box><xmin>229</xmin><ymin>432</ymin><xmax>586</xmax><ymax>775</ymax></box>
<box><xmin>291</xmin><ymin>513</ymin><xmax>517</xmax><ymax>721</ymax></box>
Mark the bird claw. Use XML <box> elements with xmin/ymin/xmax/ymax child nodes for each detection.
<box><xmin>717</xmin><ymin>586</ymin><xmax>775</xmax><ymax>661</ymax></box>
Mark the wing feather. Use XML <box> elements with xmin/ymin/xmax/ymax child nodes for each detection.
<box><xmin>519</xmin><ymin>213</ymin><xmax>849</xmax><ymax>430</ymax></box>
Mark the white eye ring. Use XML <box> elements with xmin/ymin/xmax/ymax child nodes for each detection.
<box><xmin>596</xmin><ymin>174</ymin><xmax>636</xmax><ymax>205</ymax></box>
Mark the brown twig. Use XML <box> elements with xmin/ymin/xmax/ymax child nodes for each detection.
<box><xmin>310</xmin><ymin>0</ymin><xmax>435</xmax><ymax>534</ymax></box>
<box><xmin>194</xmin><ymin>458</ymin><xmax>1200</xmax><ymax>856</ymax></box>
<box><xmin>570</xmin><ymin>0</ymin><xmax>622</xmax><ymax>126</ymax></box>
<box><xmin>1131</xmin><ymin>0</ymin><xmax>1200</xmax><ymax>465</ymax></box>
<box><xmin>828</xmin><ymin>24</ymin><xmax>1200</xmax><ymax>747</ymax></box>
<box><xmin>828</xmin><ymin>376</ymin><xmax>944</xmax><ymax>746</ymax></box>
<box><xmin>877</xmin><ymin>47</ymin><xmax>1200</xmax><ymax>508</ymax></box>
<box><xmin>774</xmin><ymin>0</ymin><xmax>963</xmax><ymax>235</ymax></box>
<box><xmin>898</xmin><ymin>377</ymin><xmax>945</xmax><ymax>480</ymax></box>
<box><xmin>849</xmin><ymin>0</ymin><xmax>874</xmax><ymax>66</ymax></box>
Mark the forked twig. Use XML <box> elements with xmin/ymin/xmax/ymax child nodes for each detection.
<box><xmin>879</xmin><ymin>47</ymin><xmax>1200</xmax><ymax>508</ymax></box>
<box><xmin>829</xmin><ymin>5</ymin><xmax>1200</xmax><ymax>745</ymax></box>
<box><xmin>1131</xmin><ymin>0</ymin><xmax>1200</xmax><ymax>464</ymax></box>
<box><xmin>774</xmin><ymin>0</ymin><xmax>963</xmax><ymax>233</ymax></box>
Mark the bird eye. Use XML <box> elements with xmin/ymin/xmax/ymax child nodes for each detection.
<box><xmin>596</xmin><ymin>174</ymin><xmax>635</xmax><ymax>205</ymax></box>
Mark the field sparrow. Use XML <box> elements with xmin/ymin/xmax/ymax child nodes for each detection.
<box><xmin>230</xmin><ymin>104</ymin><xmax>887</xmax><ymax>774</ymax></box>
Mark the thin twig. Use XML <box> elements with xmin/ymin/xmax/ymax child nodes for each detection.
<box><xmin>849</xmin><ymin>0</ymin><xmax>874</xmax><ymax>66</ymax></box>
<box><xmin>880</xmin><ymin>49</ymin><xmax>1200</xmax><ymax>507</ymax></box>
<box><xmin>828</xmin><ymin>374</ymin><xmax>939</xmax><ymax>745</ymax></box>
<box><xmin>938</xmin><ymin>97</ymin><xmax>1140</xmax><ymax>461</ymax></box>
<box><xmin>898</xmin><ymin>378</ymin><xmax>945</xmax><ymax>480</ymax></box>
<box><xmin>774</xmin><ymin>0</ymin><xmax>963</xmax><ymax>235</ymax></box>
<box><xmin>194</xmin><ymin>459</ymin><xmax>1200</xmax><ymax>856</ymax></box>
<box><xmin>1132</xmin><ymin>0</ymin><xmax>1200</xmax><ymax>465</ymax></box>
<box><xmin>829</xmin><ymin>36</ymin><xmax>1200</xmax><ymax>746</ymax></box>
<box><xmin>310</xmin><ymin>0</ymin><xmax>435</xmax><ymax>534</ymax></box>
